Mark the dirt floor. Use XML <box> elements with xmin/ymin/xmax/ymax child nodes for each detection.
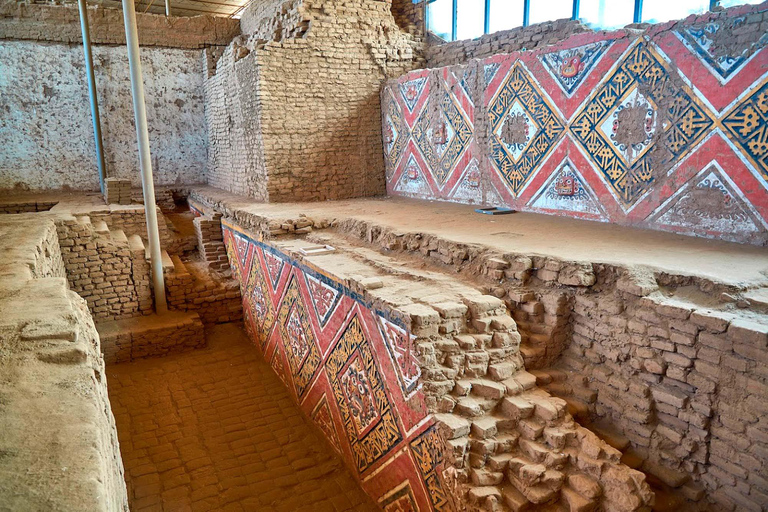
<box><xmin>107</xmin><ymin>323</ymin><xmax>376</xmax><ymax>512</ymax></box>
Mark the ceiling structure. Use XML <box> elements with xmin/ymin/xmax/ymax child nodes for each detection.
<box><xmin>89</xmin><ymin>0</ymin><xmax>250</xmax><ymax>18</ymax></box>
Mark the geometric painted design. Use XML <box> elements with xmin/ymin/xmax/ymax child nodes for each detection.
<box><xmin>245</xmin><ymin>253</ymin><xmax>276</xmax><ymax>348</ymax></box>
<box><xmin>528</xmin><ymin>158</ymin><xmax>606</xmax><ymax>219</ymax></box>
<box><xmin>722</xmin><ymin>78</ymin><xmax>768</xmax><ymax>184</ymax></box>
<box><xmin>488</xmin><ymin>62</ymin><xmax>565</xmax><ymax>197</ymax></box>
<box><xmin>484</xmin><ymin>62</ymin><xmax>500</xmax><ymax>87</ymax></box>
<box><xmin>412</xmin><ymin>79</ymin><xmax>472</xmax><ymax>187</ymax></box>
<box><xmin>270</xmin><ymin>344</ymin><xmax>289</xmax><ymax>389</ymax></box>
<box><xmin>651</xmin><ymin>162</ymin><xmax>764</xmax><ymax>235</ymax></box>
<box><xmin>377</xmin><ymin>315</ymin><xmax>421</xmax><ymax>399</ymax></box>
<box><xmin>277</xmin><ymin>276</ymin><xmax>322</xmax><ymax>399</ymax></box>
<box><xmin>305</xmin><ymin>273</ymin><xmax>342</xmax><ymax>328</ymax></box>
<box><xmin>571</xmin><ymin>39</ymin><xmax>713</xmax><ymax>209</ymax></box>
<box><xmin>539</xmin><ymin>40</ymin><xmax>613</xmax><ymax>96</ymax></box>
<box><xmin>385</xmin><ymin>89</ymin><xmax>409</xmax><ymax>170</ymax></box>
<box><xmin>394</xmin><ymin>154</ymin><xmax>432</xmax><ymax>196</ymax></box>
<box><xmin>263</xmin><ymin>249</ymin><xmax>286</xmax><ymax>291</ymax></box>
<box><xmin>410</xmin><ymin>425</ymin><xmax>450</xmax><ymax>511</ymax></box>
<box><xmin>326</xmin><ymin>314</ymin><xmax>402</xmax><ymax>474</ymax></box>
<box><xmin>399</xmin><ymin>77</ymin><xmax>428</xmax><ymax>114</ymax></box>
<box><xmin>379</xmin><ymin>481</ymin><xmax>420</xmax><ymax>511</ymax></box>
<box><xmin>448</xmin><ymin>158</ymin><xmax>483</xmax><ymax>203</ymax></box>
<box><xmin>311</xmin><ymin>395</ymin><xmax>342</xmax><ymax>454</ymax></box>
<box><xmin>675</xmin><ymin>23</ymin><xmax>766</xmax><ymax>83</ymax></box>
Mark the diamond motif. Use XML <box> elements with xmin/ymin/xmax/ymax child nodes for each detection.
<box><xmin>410</xmin><ymin>425</ymin><xmax>450</xmax><ymax>511</ymax></box>
<box><xmin>722</xmin><ymin>79</ymin><xmax>768</xmax><ymax>184</ymax></box>
<box><xmin>488</xmin><ymin>62</ymin><xmax>565</xmax><ymax>197</ymax></box>
<box><xmin>263</xmin><ymin>249</ymin><xmax>286</xmax><ymax>290</ymax></box>
<box><xmin>277</xmin><ymin>276</ymin><xmax>322</xmax><ymax>399</ymax></box>
<box><xmin>311</xmin><ymin>396</ymin><xmax>342</xmax><ymax>454</ymax></box>
<box><xmin>412</xmin><ymin>79</ymin><xmax>472</xmax><ymax>187</ymax></box>
<box><xmin>326</xmin><ymin>315</ymin><xmax>402</xmax><ymax>474</ymax></box>
<box><xmin>384</xmin><ymin>89</ymin><xmax>408</xmax><ymax>169</ymax></box>
<box><xmin>496</xmin><ymin>99</ymin><xmax>539</xmax><ymax>162</ymax></box>
<box><xmin>538</xmin><ymin>40</ymin><xmax>613</xmax><ymax>96</ymax></box>
<box><xmin>244</xmin><ymin>249</ymin><xmax>275</xmax><ymax>348</ymax></box>
<box><xmin>379</xmin><ymin>482</ymin><xmax>420</xmax><ymax>511</ymax></box>
<box><xmin>570</xmin><ymin>40</ymin><xmax>714</xmax><ymax>208</ymax></box>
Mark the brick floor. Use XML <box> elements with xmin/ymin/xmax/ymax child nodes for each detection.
<box><xmin>107</xmin><ymin>323</ymin><xmax>377</xmax><ymax>512</ymax></box>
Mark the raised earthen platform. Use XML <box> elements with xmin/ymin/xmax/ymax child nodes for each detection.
<box><xmin>191</xmin><ymin>186</ymin><xmax>768</xmax><ymax>288</ymax></box>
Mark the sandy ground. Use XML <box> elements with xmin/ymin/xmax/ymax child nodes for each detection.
<box><xmin>211</xmin><ymin>193</ymin><xmax>768</xmax><ymax>288</ymax></box>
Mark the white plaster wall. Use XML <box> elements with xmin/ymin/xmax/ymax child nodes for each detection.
<box><xmin>0</xmin><ymin>41</ymin><xmax>206</xmax><ymax>191</ymax></box>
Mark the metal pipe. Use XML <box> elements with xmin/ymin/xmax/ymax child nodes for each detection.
<box><xmin>165</xmin><ymin>0</ymin><xmax>171</xmax><ymax>17</ymax></box>
<box><xmin>77</xmin><ymin>0</ymin><xmax>107</xmax><ymax>194</ymax></box>
<box><xmin>121</xmin><ymin>0</ymin><xmax>168</xmax><ymax>314</ymax></box>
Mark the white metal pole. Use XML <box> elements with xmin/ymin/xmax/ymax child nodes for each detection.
<box><xmin>121</xmin><ymin>0</ymin><xmax>168</xmax><ymax>314</ymax></box>
<box><xmin>77</xmin><ymin>0</ymin><xmax>107</xmax><ymax>194</ymax></box>
<box><xmin>165</xmin><ymin>0</ymin><xmax>171</xmax><ymax>17</ymax></box>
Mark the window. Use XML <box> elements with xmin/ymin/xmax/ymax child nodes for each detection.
<box><xmin>642</xmin><ymin>0</ymin><xmax>709</xmax><ymax>24</ymax></box>
<box><xmin>578</xmin><ymin>0</ymin><xmax>635</xmax><ymax>30</ymax></box>
<box><xmin>428</xmin><ymin>0</ymin><xmax>453</xmax><ymax>40</ymax></box>
<box><xmin>488</xmin><ymin>0</ymin><xmax>524</xmax><ymax>34</ymax></box>
<box><xmin>456</xmin><ymin>0</ymin><xmax>486</xmax><ymax>40</ymax></box>
<box><xmin>529</xmin><ymin>0</ymin><xmax>572</xmax><ymax>25</ymax></box>
<box><xmin>426</xmin><ymin>0</ymin><xmax>736</xmax><ymax>43</ymax></box>
<box><xmin>718</xmin><ymin>0</ymin><xmax>764</xmax><ymax>7</ymax></box>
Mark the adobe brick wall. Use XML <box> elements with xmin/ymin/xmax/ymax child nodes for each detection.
<box><xmin>0</xmin><ymin>1</ymin><xmax>239</xmax><ymax>48</ymax></box>
<box><xmin>204</xmin><ymin>0</ymin><xmax>425</xmax><ymax>202</ymax></box>
<box><xmin>391</xmin><ymin>0</ymin><xmax>424</xmax><ymax>38</ymax></box>
<box><xmin>425</xmin><ymin>18</ymin><xmax>590</xmax><ymax>68</ymax></box>
<box><xmin>56</xmin><ymin>216</ymin><xmax>145</xmax><ymax>320</ymax></box>
<box><xmin>0</xmin><ymin>40</ymin><xmax>208</xmax><ymax>191</ymax></box>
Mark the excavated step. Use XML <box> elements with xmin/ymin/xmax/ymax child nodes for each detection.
<box><xmin>93</xmin><ymin>220</ymin><xmax>109</xmax><ymax>234</ymax></box>
<box><xmin>109</xmin><ymin>229</ymin><xmax>128</xmax><ymax>244</ymax></box>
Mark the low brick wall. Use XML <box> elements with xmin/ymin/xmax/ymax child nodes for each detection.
<box><xmin>425</xmin><ymin>18</ymin><xmax>589</xmax><ymax>67</ymax></box>
<box><xmin>97</xmin><ymin>311</ymin><xmax>206</xmax><ymax>364</ymax></box>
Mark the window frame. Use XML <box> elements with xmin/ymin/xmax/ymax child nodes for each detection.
<box><xmin>425</xmin><ymin>0</ymin><xmax>724</xmax><ymax>42</ymax></box>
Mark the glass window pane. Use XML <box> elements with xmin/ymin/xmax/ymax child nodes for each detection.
<box><xmin>578</xmin><ymin>0</ymin><xmax>634</xmax><ymax>29</ymax></box>
<box><xmin>428</xmin><ymin>0</ymin><xmax>454</xmax><ymax>41</ymax></box>
<box><xmin>530</xmin><ymin>0</ymin><xmax>573</xmax><ymax>25</ymax></box>
<box><xmin>642</xmin><ymin>0</ymin><xmax>708</xmax><ymax>23</ymax></box>
<box><xmin>457</xmin><ymin>0</ymin><xmax>485</xmax><ymax>40</ymax></box>
<box><xmin>489</xmin><ymin>0</ymin><xmax>524</xmax><ymax>33</ymax></box>
<box><xmin>719</xmin><ymin>0</ymin><xmax>764</xmax><ymax>7</ymax></box>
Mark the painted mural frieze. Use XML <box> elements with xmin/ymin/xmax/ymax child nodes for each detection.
<box><xmin>382</xmin><ymin>3</ymin><xmax>768</xmax><ymax>245</ymax></box>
